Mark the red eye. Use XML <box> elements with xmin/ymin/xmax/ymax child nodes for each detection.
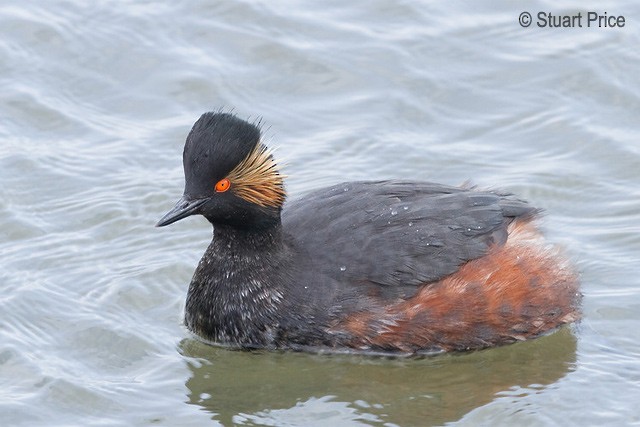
<box><xmin>215</xmin><ymin>178</ymin><xmax>231</xmax><ymax>192</ymax></box>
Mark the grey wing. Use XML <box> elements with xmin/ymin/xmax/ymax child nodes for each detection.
<box><xmin>282</xmin><ymin>180</ymin><xmax>536</xmax><ymax>290</ymax></box>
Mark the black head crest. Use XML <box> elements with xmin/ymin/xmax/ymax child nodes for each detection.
<box><xmin>183</xmin><ymin>112</ymin><xmax>261</xmax><ymax>198</ymax></box>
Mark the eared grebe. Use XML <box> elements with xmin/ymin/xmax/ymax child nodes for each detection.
<box><xmin>157</xmin><ymin>112</ymin><xmax>580</xmax><ymax>354</ymax></box>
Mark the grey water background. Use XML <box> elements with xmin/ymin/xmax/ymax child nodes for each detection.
<box><xmin>1</xmin><ymin>1</ymin><xmax>639</xmax><ymax>426</ymax></box>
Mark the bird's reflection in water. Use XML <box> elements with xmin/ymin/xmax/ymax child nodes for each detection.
<box><xmin>180</xmin><ymin>327</ymin><xmax>577</xmax><ymax>426</ymax></box>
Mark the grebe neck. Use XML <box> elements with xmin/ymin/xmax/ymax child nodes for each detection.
<box><xmin>184</xmin><ymin>222</ymin><xmax>291</xmax><ymax>346</ymax></box>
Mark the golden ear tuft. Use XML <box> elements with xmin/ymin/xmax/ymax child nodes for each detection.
<box><xmin>226</xmin><ymin>143</ymin><xmax>286</xmax><ymax>208</ymax></box>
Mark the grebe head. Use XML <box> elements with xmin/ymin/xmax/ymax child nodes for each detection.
<box><xmin>156</xmin><ymin>112</ymin><xmax>285</xmax><ymax>229</ymax></box>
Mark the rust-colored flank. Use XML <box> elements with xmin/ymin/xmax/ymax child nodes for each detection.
<box><xmin>334</xmin><ymin>219</ymin><xmax>581</xmax><ymax>353</ymax></box>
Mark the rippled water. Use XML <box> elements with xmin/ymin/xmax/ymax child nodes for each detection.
<box><xmin>2</xmin><ymin>1</ymin><xmax>639</xmax><ymax>426</ymax></box>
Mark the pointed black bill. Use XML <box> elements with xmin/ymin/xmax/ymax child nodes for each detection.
<box><xmin>156</xmin><ymin>196</ymin><xmax>208</xmax><ymax>227</ymax></box>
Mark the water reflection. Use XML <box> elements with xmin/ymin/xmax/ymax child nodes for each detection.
<box><xmin>180</xmin><ymin>328</ymin><xmax>577</xmax><ymax>426</ymax></box>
